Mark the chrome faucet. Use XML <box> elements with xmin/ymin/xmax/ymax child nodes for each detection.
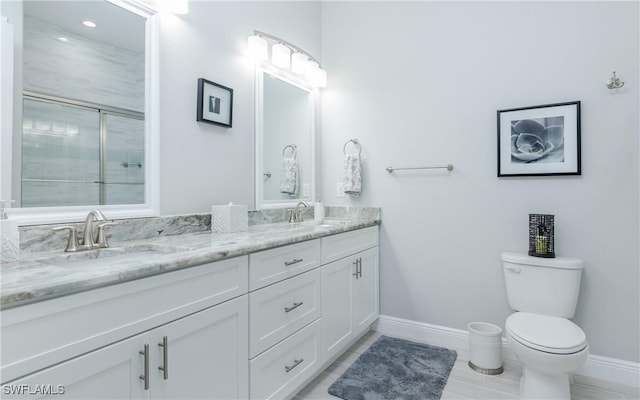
<box><xmin>288</xmin><ymin>201</ymin><xmax>309</xmax><ymax>223</ymax></box>
<box><xmin>52</xmin><ymin>210</ymin><xmax>117</xmax><ymax>252</ymax></box>
<box><xmin>82</xmin><ymin>210</ymin><xmax>106</xmax><ymax>248</ymax></box>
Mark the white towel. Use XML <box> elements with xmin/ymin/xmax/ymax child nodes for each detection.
<box><xmin>343</xmin><ymin>153</ymin><xmax>362</xmax><ymax>196</ymax></box>
<box><xmin>279</xmin><ymin>158</ymin><xmax>299</xmax><ymax>195</ymax></box>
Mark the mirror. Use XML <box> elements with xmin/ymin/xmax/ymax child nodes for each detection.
<box><xmin>0</xmin><ymin>0</ymin><xmax>159</xmax><ymax>223</ymax></box>
<box><xmin>255</xmin><ymin>65</ymin><xmax>316</xmax><ymax>209</ymax></box>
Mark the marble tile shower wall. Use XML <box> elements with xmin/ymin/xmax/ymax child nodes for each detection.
<box><xmin>17</xmin><ymin>206</ymin><xmax>382</xmax><ymax>254</ymax></box>
<box><xmin>23</xmin><ymin>16</ymin><xmax>144</xmax><ymax>111</ymax></box>
<box><xmin>21</xmin><ymin>16</ymin><xmax>145</xmax><ymax>206</ymax></box>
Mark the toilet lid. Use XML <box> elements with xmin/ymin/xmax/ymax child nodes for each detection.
<box><xmin>506</xmin><ymin>312</ymin><xmax>587</xmax><ymax>354</ymax></box>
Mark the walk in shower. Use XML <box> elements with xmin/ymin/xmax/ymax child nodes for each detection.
<box><xmin>21</xmin><ymin>93</ymin><xmax>144</xmax><ymax>207</ymax></box>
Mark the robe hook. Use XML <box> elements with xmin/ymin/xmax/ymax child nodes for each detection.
<box><xmin>606</xmin><ymin>71</ymin><xmax>625</xmax><ymax>89</ymax></box>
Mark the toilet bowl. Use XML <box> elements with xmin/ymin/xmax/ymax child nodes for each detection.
<box><xmin>506</xmin><ymin>312</ymin><xmax>588</xmax><ymax>399</ymax></box>
<box><xmin>501</xmin><ymin>252</ymin><xmax>588</xmax><ymax>399</ymax></box>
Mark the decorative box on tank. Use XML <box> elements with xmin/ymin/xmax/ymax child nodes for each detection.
<box><xmin>211</xmin><ymin>203</ymin><xmax>248</xmax><ymax>233</ymax></box>
<box><xmin>528</xmin><ymin>214</ymin><xmax>555</xmax><ymax>258</ymax></box>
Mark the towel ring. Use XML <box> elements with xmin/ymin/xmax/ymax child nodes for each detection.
<box><xmin>282</xmin><ymin>144</ymin><xmax>297</xmax><ymax>160</ymax></box>
<box><xmin>343</xmin><ymin>138</ymin><xmax>361</xmax><ymax>156</ymax></box>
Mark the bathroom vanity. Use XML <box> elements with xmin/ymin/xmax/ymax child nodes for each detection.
<box><xmin>0</xmin><ymin>217</ymin><xmax>379</xmax><ymax>399</ymax></box>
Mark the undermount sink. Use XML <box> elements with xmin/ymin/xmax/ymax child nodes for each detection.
<box><xmin>300</xmin><ymin>219</ymin><xmax>350</xmax><ymax>228</ymax></box>
<box><xmin>36</xmin><ymin>243</ymin><xmax>191</xmax><ymax>268</ymax></box>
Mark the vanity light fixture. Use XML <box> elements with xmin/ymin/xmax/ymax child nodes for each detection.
<box><xmin>305</xmin><ymin>61</ymin><xmax>327</xmax><ymax>88</ymax></box>
<box><xmin>248</xmin><ymin>35</ymin><xmax>268</xmax><ymax>61</ymax></box>
<box><xmin>291</xmin><ymin>52</ymin><xmax>308</xmax><ymax>74</ymax></box>
<box><xmin>248</xmin><ymin>30</ymin><xmax>327</xmax><ymax>88</ymax></box>
<box><xmin>166</xmin><ymin>0</ymin><xmax>188</xmax><ymax>15</ymax></box>
<box><xmin>137</xmin><ymin>0</ymin><xmax>189</xmax><ymax>15</ymax></box>
<box><xmin>272</xmin><ymin>43</ymin><xmax>291</xmax><ymax>68</ymax></box>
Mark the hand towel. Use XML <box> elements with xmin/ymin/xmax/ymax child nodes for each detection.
<box><xmin>279</xmin><ymin>158</ymin><xmax>299</xmax><ymax>195</ymax></box>
<box><xmin>343</xmin><ymin>153</ymin><xmax>362</xmax><ymax>196</ymax></box>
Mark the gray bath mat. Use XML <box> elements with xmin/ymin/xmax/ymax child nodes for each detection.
<box><xmin>328</xmin><ymin>336</ymin><xmax>457</xmax><ymax>400</ymax></box>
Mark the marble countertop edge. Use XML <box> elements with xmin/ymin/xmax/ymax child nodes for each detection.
<box><xmin>1</xmin><ymin>219</ymin><xmax>380</xmax><ymax>310</ymax></box>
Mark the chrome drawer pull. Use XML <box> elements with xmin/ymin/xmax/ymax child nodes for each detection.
<box><xmin>139</xmin><ymin>344</ymin><xmax>149</xmax><ymax>390</ymax></box>
<box><xmin>284</xmin><ymin>258</ymin><xmax>303</xmax><ymax>266</ymax></box>
<box><xmin>353</xmin><ymin>259</ymin><xmax>359</xmax><ymax>279</ymax></box>
<box><xmin>284</xmin><ymin>301</ymin><xmax>303</xmax><ymax>313</ymax></box>
<box><xmin>285</xmin><ymin>358</ymin><xmax>304</xmax><ymax>373</ymax></box>
<box><xmin>158</xmin><ymin>336</ymin><xmax>169</xmax><ymax>380</ymax></box>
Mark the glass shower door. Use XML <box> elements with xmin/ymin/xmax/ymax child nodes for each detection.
<box><xmin>21</xmin><ymin>98</ymin><xmax>100</xmax><ymax>207</ymax></box>
<box><xmin>21</xmin><ymin>96</ymin><xmax>145</xmax><ymax>207</ymax></box>
<box><xmin>104</xmin><ymin>113</ymin><xmax>145</xmax><ymax>205</ymax></box>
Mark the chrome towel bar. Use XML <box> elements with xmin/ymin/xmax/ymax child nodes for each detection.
<box><xmin>386</xmin><ymin>164</ymin><xmax>454</xmax><ymax>173</ymax></box>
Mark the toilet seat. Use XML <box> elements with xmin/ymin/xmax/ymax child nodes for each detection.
<box><xmin>506</xmin><ymin>312</ymin><xmax>587</xmax><ymax>354</ymax></box>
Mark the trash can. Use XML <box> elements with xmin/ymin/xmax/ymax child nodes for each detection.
<box><xmin>468</xmin><ymin>322</ymin><xmax>503</xmax><ymax>375</ymax></box>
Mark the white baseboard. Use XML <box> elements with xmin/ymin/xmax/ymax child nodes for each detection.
<box><xmin>373</xmin><ymin>314</ymin><xmax>640</xmax><ymax>390</ymax></box>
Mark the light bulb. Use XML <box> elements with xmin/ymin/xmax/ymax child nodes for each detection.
<box><xmin>151</xmin><ymin>0</ymin><xmax>189</xmax><ymax>14</ymax></box>
<box><xmin>305</xmin><ymin>61</ymin><xmax>327</xmax><ymax>87</ymax></box>
<box><xmin>272</xmin><ymin>43</ymin><xmax>291</xmax><ymax>68</ymax></box>
<box><xmin>305</xmin><ymin>60</ymin><xmax>319</xmax><ymax>78</ymax></box>
<box><xmin>308</xmin><ymin>67</ymin><xmax>327</xmax><ymax>88</ymax></box>
<box><xmin>247</xmin><ymin>35</ymin><xmax>268</xmax><ymax>61</ymax></box>
<box><xmin>291</xmin><ymin>53</ymin><xmax>309</xmax><ymax>74</ymax></box>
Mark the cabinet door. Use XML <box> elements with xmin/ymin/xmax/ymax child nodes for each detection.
<box><xmin>353</xmin><ymin>247</ymin><xmax>379</xmax><ymax>334</ymax></box>
<box><xmin>3</xmin><ymin>334</ymin><xmax>149</xmax><ymax>400</ymax></box>
<box><xmin>151</xmin><ymin>295</ymin><xmax>248</xmax><ymax>400</ymax></box>
<box><xmin>321</xmin><ymin>256</ymin><xmax>355</xmax><ymax>363</ymax></box>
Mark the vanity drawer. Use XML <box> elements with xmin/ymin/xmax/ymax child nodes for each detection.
<box><xmin>249</xmin><ymin>268</ymin><xmax>321</xmax><ymax>357</ymax></box>
<box><xmin>321</xmin><ymin>226</ymin><xmax>378</xmax><ymax>264</ymax></box>
<box><xmin>1</xmin><ymin>256</ymin><xmax>248</xmax><ymax>383</ymax></box>
<box><xmin>249</xmin><ymin>239</ymin><xmax>321</xmax><ymax>290</ymax></box>
<box><xmin>249</xmin><ymin>319</ymin><xmax>322</xmax><ymax>400</ymax></box>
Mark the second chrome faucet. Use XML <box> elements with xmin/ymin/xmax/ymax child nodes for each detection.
<box><xmin>288</xmin><ymin>202</ymin><xmax>309</xmax><ymax>223</ymax></box>
<box><xmin>53</xmin><ymin>210</ymin><xmax>117</xmax><ymax>252</ymax></box>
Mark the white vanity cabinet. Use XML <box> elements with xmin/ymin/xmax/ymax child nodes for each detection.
<box><xmin>1</xmin><ymin>256</ymin><xmax>249</xmax><ymax>399</ymax></box>
<box><xmin>4</xmin><ymin>296</ymin><xmax>248</xmax><ymax>400</ymax></box>
<box><xmin>1</xmin><ymin>223</ymin><xmax>380</xmax><ymax>400</ymax></box>
<box><xmin>321</xmin><ymin>226</ymin><xmax>379</xmax><ymax>364</ymax></box>
<box><xmin>248</xmin><ymin>240</ymin><xmax>323</xmax><ymax>399</ymax></box>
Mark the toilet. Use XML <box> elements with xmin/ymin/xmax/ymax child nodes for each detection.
<box><xmin>502</xmin><ymin>252</ymin><xmax>589</xmax><ymax>399</ymax></box>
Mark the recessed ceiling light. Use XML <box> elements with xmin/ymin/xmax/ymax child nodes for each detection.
<box><xmin>57</xmin><ymin>37</ymin><xmax>69</xmax><ymax>43</ymax></box>
<box><xmin>83</xmin><ymin>20</ymin><xmax>96</xmax><ymax>28</ymax></box>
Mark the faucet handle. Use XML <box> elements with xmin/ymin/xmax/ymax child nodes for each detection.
<box><xmin>52</xmin><ymin>225</ymin><xmax>79</xmax><ymax>252</ymax></box>
<box><xmin>94</xmin><ymin>221</ymin><xmax>117</xmax><ymax>248</ymax></box>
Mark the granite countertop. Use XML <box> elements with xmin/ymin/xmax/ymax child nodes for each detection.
<box><xmin>0</xmin><ymin>218</ymin><xmax>379</xmax><ymax>310</ymax></box>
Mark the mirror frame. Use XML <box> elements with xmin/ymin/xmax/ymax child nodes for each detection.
<box><xmin>255</xmin><ymin>63</ymin><xmax>316</xmax><ymax>210</ymax></box>
<box><xmin>2</xmin><ymin>0</ymin><xmax>159</xmax><ymax>224</ymax></box>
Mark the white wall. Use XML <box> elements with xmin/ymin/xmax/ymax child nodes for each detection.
<box><xmin>320</xmin><ymin>2</ymin><xmax>639</xmax><ymax>362</ymax></box>
<box><xmin>157</xmin><ymin>1</ymin><xmax>321</xmax><ymax>214</ymax></box>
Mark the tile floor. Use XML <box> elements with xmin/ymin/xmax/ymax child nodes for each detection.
<box><xmin>294</xmin><ymin>331</ymin><xmax>639</xmax><ymax>400</ymax></box>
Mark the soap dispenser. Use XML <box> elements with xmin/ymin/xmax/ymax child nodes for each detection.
<box><xmin>0</xmin><ymin>200</ymin><xmax>19</xmax><ymax>262</ymax></box>
<box><xmin>314</xmin><ymin>200</ymin><xmax>324</xmax><ymax>222</ymax></box>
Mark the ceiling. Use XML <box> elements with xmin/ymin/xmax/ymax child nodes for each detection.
<box><xmin>24</xmin><ymin>1</ymin><xmax>145</xmax><ymax>53</ymax></box>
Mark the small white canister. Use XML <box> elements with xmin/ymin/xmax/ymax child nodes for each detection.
<box><xmin>211</xmin><ymin>203</ymin><xmax>248</xmax><ymax>233</ymax></box>
<box><xmin>468</xmin><ymin>322</ymin><xmax>503</xmax><ymax>375</ymax></box>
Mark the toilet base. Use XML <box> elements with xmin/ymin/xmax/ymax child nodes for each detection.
<box><xmin>520</xmin><ymin>366</ymin><xmax>570</xmax><ymax>400</ymax></box>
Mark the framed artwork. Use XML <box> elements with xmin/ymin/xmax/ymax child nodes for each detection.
<box><xmin>497</xmin><ymin>101</ymin><xmax>581</xmax><ymax>176</ymax></box>
<box><xmin>197</xmin><ymin>78</ymin><xmax>233</xmax><ymax>127</ymax></box>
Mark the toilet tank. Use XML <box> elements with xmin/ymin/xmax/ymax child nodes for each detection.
<box><xmin>502</xmin><ymin>252</ymin><xmax>583</xmax><ymax>318</ymax></box>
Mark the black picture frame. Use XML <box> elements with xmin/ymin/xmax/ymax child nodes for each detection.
<box><xmin>197</xmin><ymin>78</ymin><xmax>233</xmax><ymax>127</ymax></box>
<box><xmin>497</xmin><ymin>101</ymin><xmax>581</xmax><ymax>177</ymax></box>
